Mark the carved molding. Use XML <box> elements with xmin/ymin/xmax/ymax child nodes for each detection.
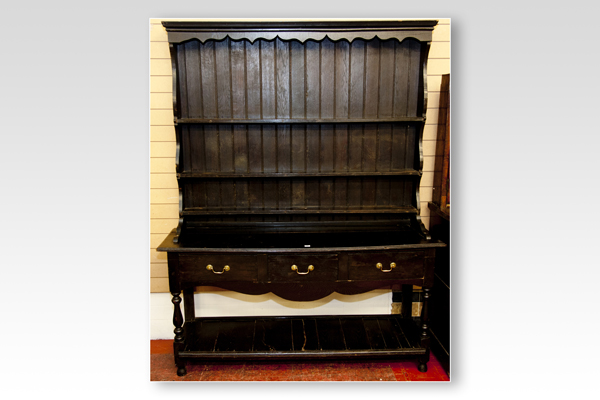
<box><xmin>162</xmin><ymin>21</ymin><xmax>437</xmax><ymax>44</ymax></box>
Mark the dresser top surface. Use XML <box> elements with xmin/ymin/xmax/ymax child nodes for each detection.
<box><xmin>157</xmin><ymin>229</ymin><xmax>445</xmax><ymax>253</ymax></box>
<box><xmin>161</xmin><ymin>20</ymin><xmax>438</xmax><ymax>30</ymax></box>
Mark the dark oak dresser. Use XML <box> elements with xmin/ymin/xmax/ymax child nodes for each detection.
<box><xmin>157</xmin><ymin>20</ymin><xmax>445</xmax><ymax>376</ymax></box>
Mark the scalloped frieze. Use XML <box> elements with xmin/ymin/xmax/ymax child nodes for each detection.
<box><xmin>166</xmin><ymin>31</ymin><xmax>433</xmax><ymax>45</ymax></box>
<box><xmin>163</xmin><ymin>21</ymin><xmax>436</xmax><ymax>44</ymax></box>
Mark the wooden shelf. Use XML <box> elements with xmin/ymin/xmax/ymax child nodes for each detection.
<box><xmin>160</xmin><ymin>228</ymin><xmax>443</xmax><ymax>252</ymax></box>
<box><xmin>176</xmin><ymin>117</ymin><xmax>425</xmax><ymax>125</ymax></box>
<box><xmin>185</xmin><ymin>220</ymin><xmax>411</xmax><ymax>228</ymax></box>
<box><xmin>180</xmin><ymin>315</ymin><xmax>425</xmax><ymax>358</ymax></box>
<box><xmin>181</xmin><ymin>206</ymin><xmax>419</xmax><ymax>216</ymax></box>
<box><xmin>178</xmin><ymin>171</ymin><xmax>422</xmax><ymax>179</ymax></box>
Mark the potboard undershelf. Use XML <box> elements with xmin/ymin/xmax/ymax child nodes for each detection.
<box><xmin>180</xmin><ymin>315</ymin><xmax>425</xmax><ymax>360</ymax></box>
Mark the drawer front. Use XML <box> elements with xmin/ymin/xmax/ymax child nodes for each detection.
<box><xmin>179</xmin><ymin>254</ymin><xmax>258</xmax><ymax>282</ymax></box>
<box><xmin>348</xmin><ymin>251</ymin><xmax>425</xmax><ymax>281</ymax></box>
<box><xmin>267</xmin><ymin>254</ymin><xmax>338</xmax><ymax>282</ymax></box>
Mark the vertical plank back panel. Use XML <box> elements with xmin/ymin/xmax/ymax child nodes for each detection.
<box><xmin>200</xmin><ymin>41</ymin><xmax>217</xmax><ymax>118</ymax></box>
<box><xmin>261</xmin><ymin>40</ymin><xmax>276</xmax><ymax>119</ymax></box>
<box><xmin>378</xmin><ymin>40</ymin><xmax>395</xmax><ymax>118</ymax></box>
<box><xmin>275</xmin><ymin>39</ymin><xmax>291</xmax><ymax>119</ymax></box>
<box><xmin>177</xmin><ymin>44</ymin><xmax>191</xmax><ymax>118</ymax></box>
<box><xmin>230</xmin><ymin>40</ymin><xmax>246</xmax><ymax>119</ymax></box>
<box><xmin>189</xmin><ymin>125</ymin><xmax>205</xmax><ymax>172</ymax></box>
<box><xmin>406</xmin><ymin>40</ymin><xmax>422</xmax><ymax>117</ymax></box>
<box><xmin>246</xmin><ymin>40</ymin><xmax>261</xmax><ymax>119</ymax></box>
<box><xmin>215</xmin><ymin>38</ymin><xmax>232</xmax><ymax>118</ymax></box>
<box><xmin>172</xmin><ymin>35</ymin><xmax>427</xmax><ymax>219</ymax></box>
<box><xmin>290</xmin><ymin>41</ymin><xmax>305</xmax><ymax>119</ymax></box>
<box><xmin>244</xmin><ymin>39</ymin><xmax>263</xmax><ymax>216</ymax></box>
<box><xmin>349</xmin><ymin>40</ymin><xmax>365</xmax><ymax>118</ymax></box>
<box><xmin>320</xmin><ymin>39</ymin><xmax>335</xmax><ymax>119</ymax></box>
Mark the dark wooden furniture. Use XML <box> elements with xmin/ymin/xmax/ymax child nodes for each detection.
<box><xmin>428</xmin><ymin>202</ymin><xmax>450</xmax><ymax>376</ymax></box>
<box><xmin>432</xmin><ymin>74</ymin><xmax>450</xmax><ymax>212</ymax></box>
<box><xmin>429</xmin><ymin>73</ymin><xmax>450</xmax><ymax>375</ymax></box>
<box><xmin>157</xmin><ymin>20</ymin><xmax>445</xmax><ymax>377</ymax></box>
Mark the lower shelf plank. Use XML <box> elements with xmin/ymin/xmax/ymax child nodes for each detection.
<box><xmin>180</xmin><ymin>315</ymin><xmax>424</xmax><ymax>360</ymax></box>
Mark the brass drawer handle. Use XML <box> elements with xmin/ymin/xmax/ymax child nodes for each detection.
<box><xmin>376</xmin><ymin>262</ymin><xmax>396</xmax><ymax>273</ymax></box>
<box><xmin>291</xmin><ymin>264</ymin><xmax>314</xmax><ymax>275</ymax></box>
<box><xmin>206</xmin><ymin>264</ymin><xmax>230</xmax><ymax>274</ymax></box>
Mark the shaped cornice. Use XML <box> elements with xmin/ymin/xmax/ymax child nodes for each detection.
<box><xmin>162</xmin><ymin>20</ymin><xmax>437</xmax><ymax>44</ymax></box>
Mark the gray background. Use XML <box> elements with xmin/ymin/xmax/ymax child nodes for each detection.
<box><xmin>0</xmin><ymin>0</ymin><xmax>596</xmax><ymax>396</ymax></box>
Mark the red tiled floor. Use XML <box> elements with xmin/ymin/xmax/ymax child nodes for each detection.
<box><xmin>150</xmin><ymin>340</ymin><xmax>449</xmax><ymax>382</ymax></box>
<box><xmin>150</xmin><ymin>339</ymin><xmax>172</xmax><ymax>354</ymax></box>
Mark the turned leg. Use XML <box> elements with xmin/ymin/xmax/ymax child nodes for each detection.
<box><xmin>171</xmin><ymin>292</ymin><xmax>186</xmax><ymax>376</ymax></box>
<box><xmin>418</xmin><ymin>288</ymin><xmax>431</xmax><ymax>372</ymax></box>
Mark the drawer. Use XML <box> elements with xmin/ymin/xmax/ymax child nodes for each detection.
<box><xmin>178</xmin><ymin>254</ymin><xmax>258</xmax><ymax>282</ymax></box>
<box><xmin>267</xmin><ymin>254</ymin><xmax>338</xmax><ymax>282</ymax></box>
<box><xmin>348</xmin><ymin>251</ymin><xmax>425</xmax><ymax>281</ymax></box>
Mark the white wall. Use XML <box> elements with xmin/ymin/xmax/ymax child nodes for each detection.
<box><xmin>151</xmin><ymin>289</ymin><xmax>392</xmax><ymax>339</ymax></box>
